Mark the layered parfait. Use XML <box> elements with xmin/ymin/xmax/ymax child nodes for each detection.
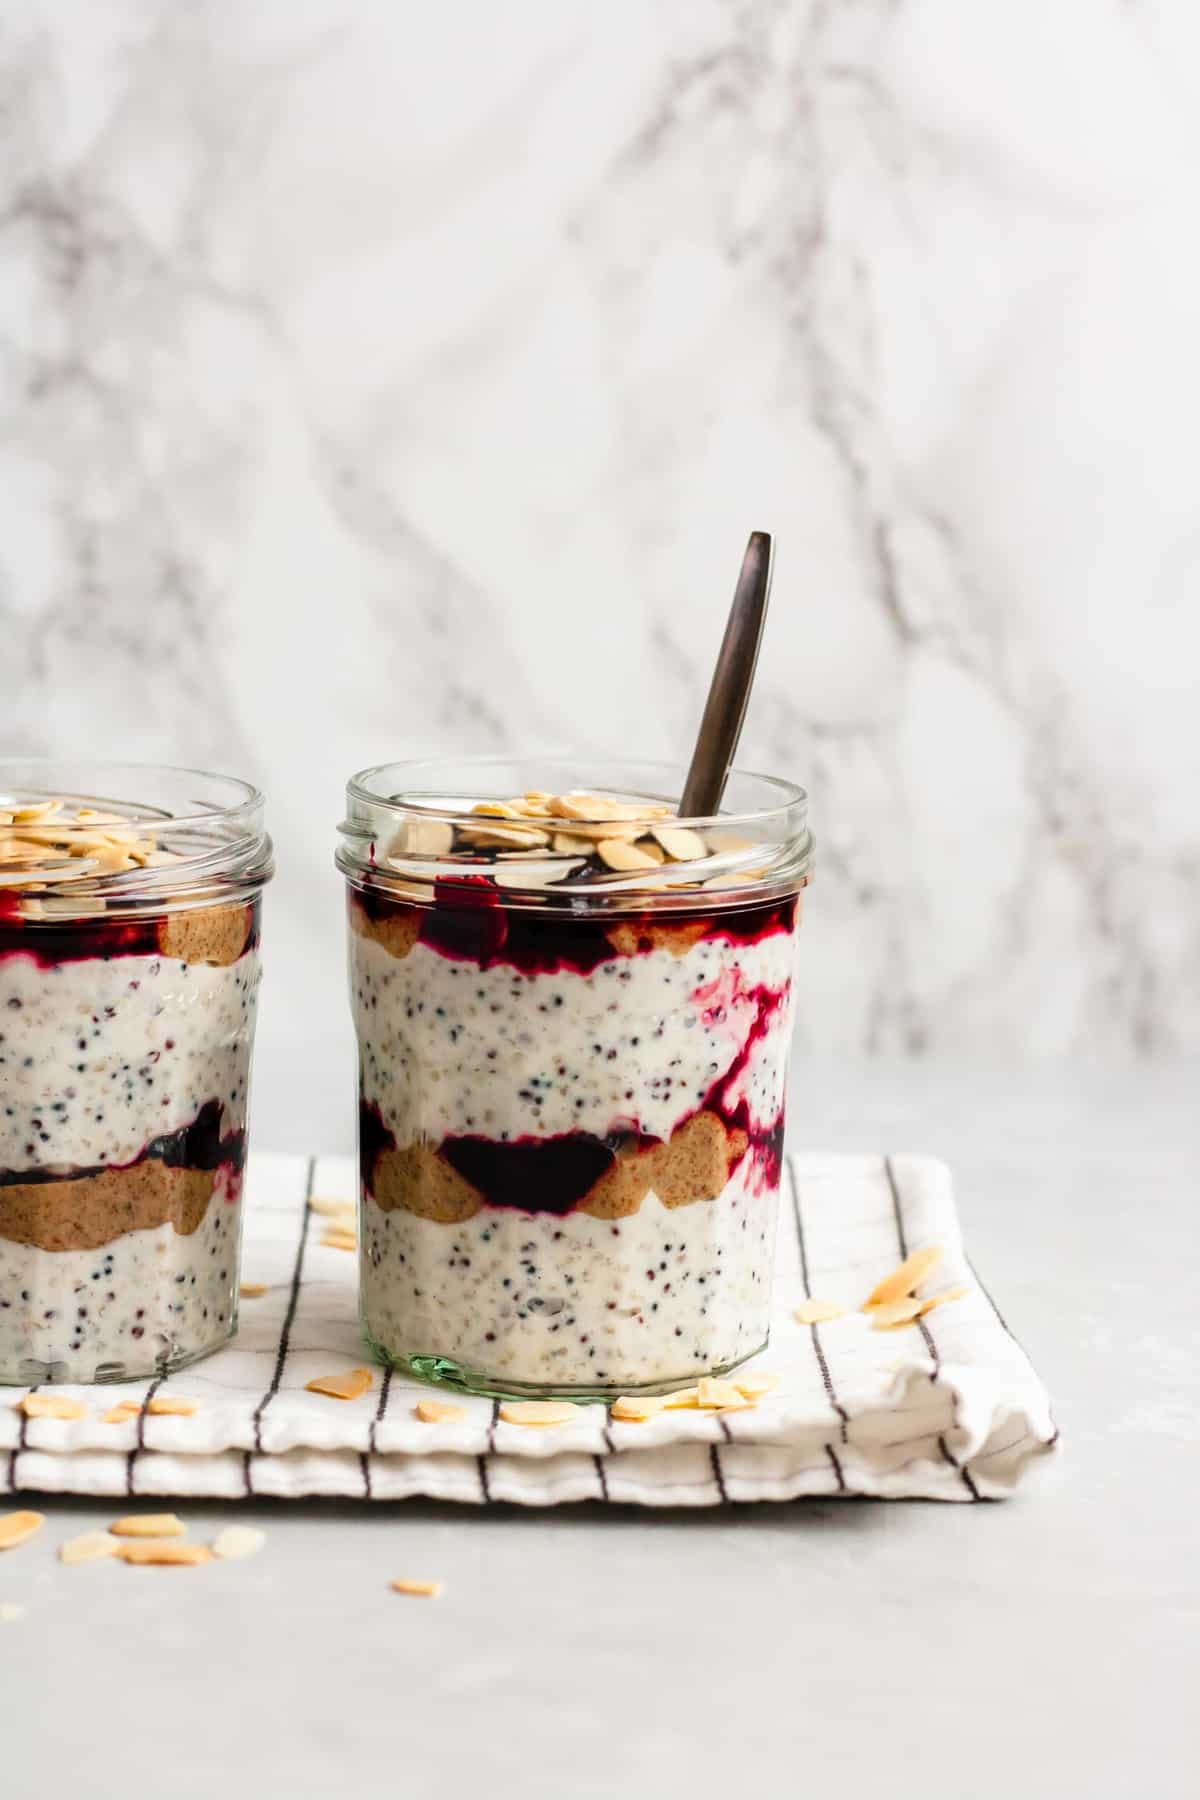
<box><xmin>0</xmin><ymin>765</ymin><xmax>272</xmax><ymax>1384</ymax></box>
<box><xmin>339</xmin><ymin>759</ymin><xmax>811</xmax><ymax>1398</ymax></box>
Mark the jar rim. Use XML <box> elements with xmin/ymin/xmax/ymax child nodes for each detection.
<box><xmin>0</xmin><ymin>758</ymin><xmax>273</xmax><ymax>914</ymax></box>
<box><xmin>339</xmin><ymin>753</ymin><xmax>812</xmax><ymax>910</ymax></box>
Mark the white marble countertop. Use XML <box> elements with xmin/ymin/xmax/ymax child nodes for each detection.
<box><xmin>3</xmin><ymin>1061</ymin><xmax>1196</xmax><ymax>1800</ymax></box>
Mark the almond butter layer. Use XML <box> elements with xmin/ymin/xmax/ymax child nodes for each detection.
<box><xmin>371</xmin><ymin>1143</ymin><xmax>484</xmax><ymax>1223</ymax></box>
<box><xmin>349</xmin><ymin>896</ymin><xmax>421</xmax><ymax>961</ymax></box>
<box><xmin>157</xmin><ymin>901</ymin><xmax>254</xmax><ymax>967</ymax></box>
<box><xmin>0</xmin><ymin>1162</ymin><xmax>222</xmax><ymax>1253</ymax></box>
<box><xmin>367</xmin><ymin>1109</ymin><xmax>749</xmax><ymax>1224</ymax></box>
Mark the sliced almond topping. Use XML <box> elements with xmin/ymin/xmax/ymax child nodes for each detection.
<box><xmin>697</xmin><ymin>1378</ymin><xmax>752</xmax><ymax>1410</ymax></box>
<box><xmin>863</xmin><ymin>1245</ymin><xmax>944</xmax><ymax>1311</ymax></box>
<box><xmin>0</xmin><ymin>1510</ymin><xmax>45</xmax><ymax>1551</ymax></box>
<box><xmin>548</xmin><ymin>792</ymin><xmax>616</xmax><ymax>821</ymax></box>
<box><xmin>917</xmin><ymin>1284</ymin><xmax>970</xmax><ymax>1317</ymax></box>
<box><xmin>19</xmin><ymin>1393</ymin><xmax>86</xmax><ymax>1421</ymax></box>
<box><xmin>660</xmin><ymin>1386</ymin><xmax>700</xmax><ymax>1410</ymax></box>
<box><xmin>498</xmin><ymin>1400</ymin><xmax>580</xmax><ymax>1427</ymax></box>
<box><xmin>415</xmin><ymin>1399</ymin><xmax>468</xmax><ymax>1424</ymax></box>
<box><xmin>795</xmin><ymin>1298</ymin><xmax>846</xmax><ymax>1325</ymax></box>
<box><xmin>390</xmin><ymin>1578</ymin><xmax>442</xmax><ymax>1597</ymax></box>
<box><xmin>110</xmin><ymin>1513</ymin><xmax>187</xmax><ymax>1539</ymax></box>
<box><xmin>460</xmin><ymin>823</ymin><xmax>550</xmax><ymax>850</ymax></box>
<box><xmin>146</xmin><ymin>1396</ymin><xmax>198</xmax><ymax>1418</ymax></box>
<box><xmin>310</xmin><ymin>1195</ymin><xmax>357</xmax><ymax>1218</ymax></box>
<box><xmin>102</xmin><ymin>1404</ymin><xmax>141</xmax><ymax>1424</ymax></box>
<box><xmin>239</xmin><ymin>1282</ymin><xmax>269</xmax><ymax>1298</ymax></box>
<box><xmin>306</xmin><ymin>1368</ymin><xmax>374</xmax><ymax>1401</ymax></box>
<box><xmin>118</xmin><ymin>1541</ymin><xmax>212</xmax><ymax>1566</ymax></box>
<box><xmin>212</xmin><ymin>1525</ymin><xmax>266</xmax><ymax>1561</ymax></box>
<box><xmin>734</xmin><ymin>1372</ymin><xmax>780</xmax><ymax>1400</ymax></box>
<box><xmin>12</xmin><ymin>800</ymin><xmax>62</xmax><ymax>823</ymax></box>
<box><xmin>652</xmin><ymin>825</ymin><xmax>707</xmax><ymax>862</ymax></box>
<box><xmin>321</xmin><ymin>1229</ymin><xmax>358</xmax><ymax>1252</ymax></box>
<box><xmin>596</xmin><ymin>838</ymin><xmax>660</xmax><ymax>873</ymax></box>
<box><xmin>60</xmin><ymin>1531</ymin><xmax>120</xmax><ymax>1565</ymax></box>
<box><xmin>705</xmin><ymin>830</ymin><xmax>756</xmax><ymax>854</ymax></box>
<box><xmin>869</xmin><ymin>1297</ymin><xmax>926</xmax><ymax>1330</ymax></box>
<box><xmin>611</xmin><ymin>1395</ymin><xmax>667</xmax><ymax>1423</ymax></box>
<box><xmin>551</xmin><ymin>831</ymin><xmax>596</xmax><ymax>856</ymax></box>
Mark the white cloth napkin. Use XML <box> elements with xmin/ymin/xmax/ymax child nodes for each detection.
<box><xmin>1</xmin><ymin>1151</ymin><xmax>1057</xmax><ymax>1505</ymax></box>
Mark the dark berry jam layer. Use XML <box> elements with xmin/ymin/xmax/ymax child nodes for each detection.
<box><xmin>351</xmin><ymin>880</ymin><xmax>797</xmax><ymax>976</ymax></box>
<box><xmin>0</xmin><ymin>1099</ymin><xmax>245</xmax><ymax>1192</ymax></box>
<box><xmin>0</xmin><ymin>898</ymin><xmax>260</xmax><ymax>969</ymax></box>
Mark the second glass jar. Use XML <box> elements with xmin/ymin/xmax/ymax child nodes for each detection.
<box><xmin>338</xmin><ymin>756</ymin><xmax>810</xmax><ymax>1400</ymax></box>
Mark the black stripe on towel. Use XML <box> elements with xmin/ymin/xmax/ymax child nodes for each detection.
<box><xmin>787</xmin><ymin>1160</ymin><xmax>850</xmax><ymax>1444</ymax></box>
<box><xmin>885</xmin><ymin>1156</ymin><xmax>979</xmax><ymax>1501</ymax></box>
<box><xmin>125</xmin><ymin>1375</ymin><xmax>164</xmax><ymax>1497</ymax></box>
<box><xmin>361</xmin><ymin>1364</ymin><xmax>394</xmax><ymax>1500</ymax></box>
<box><xmin>244</xmin><ymin>1155</ymin><xmax>315</xmax><ymax>1495</ymax></box>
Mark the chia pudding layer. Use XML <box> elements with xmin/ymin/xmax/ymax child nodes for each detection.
<box><xmin>350</xmin><ymin>886</ymin><xmax>799</xmax><ymax>1394</ymax></box>
<box><xmin>0</xmin><ymin>900</ymin><xmax>261</xmax><ymax>1383</ymax></box>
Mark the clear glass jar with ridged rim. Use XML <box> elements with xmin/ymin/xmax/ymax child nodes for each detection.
<box><xmin>337</xmin><ymin>755</ymin><xmax>811</xmax><ymax>1401</ymax></box>
<box><xmin>0</xmin><ymin>761</ymin><xmax>273</xmax><ymax>1384</ymax></box>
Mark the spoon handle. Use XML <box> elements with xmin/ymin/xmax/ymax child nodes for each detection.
<box><xmin>679</xmin><ymin>531</ymin><xmax>774</xmax><ymax>818</ymax></box>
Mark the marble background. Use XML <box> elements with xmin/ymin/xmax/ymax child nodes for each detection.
<box><xmin>1</xmin><ymin>0</ymin><xmax>1197</xmax><ymax>1142</ymax></box>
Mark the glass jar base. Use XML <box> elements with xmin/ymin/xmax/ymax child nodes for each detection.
<box><xmin>0</xmin><ymin>1321</ymin><xmax>238</xmax><ymax>1388</ymax></box>
<box><xmin>365</xmin><ymin>1333</ymin><xmax>771</xmax><ymax>1404</ymax></box>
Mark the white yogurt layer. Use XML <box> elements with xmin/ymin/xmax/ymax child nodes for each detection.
<box><xmin>0</xmin><ymin>946</ymin><xmax>261</xmax><ymax>1173</ymax></box>
<box><xmin>0</xmin><ymin>1172</ymin><xmax>242</xmax><ymax>1383</ymax></box>
<box><xmin>361</xmin><ymin>1169</ymin><xmax>778</xmax><ymax>1392</ymax></box>
<box><xmin>352</xmin><ymin>924</ymin><xmax>796</xmax><ymax>1146</ymax></box>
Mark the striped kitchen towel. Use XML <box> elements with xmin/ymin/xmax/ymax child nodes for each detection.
<box><xmin>0</xmin><ymin>1152</ymin><xmax>1058</xmax><ymax>1505</ymax></box>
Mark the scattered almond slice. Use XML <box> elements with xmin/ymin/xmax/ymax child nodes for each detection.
<box><xmin>146</xmin><ymin>1396</ymin><xmax>198</xmax><ymax>1418</ymax></box>
<box><xmin>652</xmin><ymin>825</ymin><xmax>707</xmax><ymax>861</ymax></box>
<box><xmin>118</xmin><ymin>1541</ymin><xmax>212</xmax><ymax>1567</ymax></box>
<box><xmin>110</xmin><ymin>1513</ymin><xmax>187</xmax><ymax>1539</ymax></box>
<box><xmin>391</xmin><ymin>1578</ymin><xmax>442</xmax><ymax>1598</ymax></box>
<box><xmin>611</xmin><ymin>1395</ymin><xmax>667</xmax><ymax>1423</ymax></box>
<box><xmin>869</xmin><ymin>1297</ymin><xmax>926</xmax><ymax>1331</ymax></box>
<box><xmin>321</xmin><ymin>1229</ymin><xmax>358</xmax><ymax>1252</ymax></box>
<box><xmin>309</xmin><ymin>1195</ymin><xmax>356</xmax><ymax>1218</ymax></box>
<box><xmin>0</xmin><ymin>1602</ymin><xmax>26</xmax><ymax>1623</ymax></box>
<box><xmin>102</xmin><ymin>1404</ymin><xmax>141</xmax><ymax>1424</ymax></box>
<box><xmin>0</xmin><ymin>1510</ymin><xmax>45</xmax><ymax>1552</ymax></box>
<box><xmin>415</xmin><ymin>1399</ymin><xmax>468</xmax><ymax>1424</ymax></box>
<box><xmin>697</xmin><ymin>1378</ymin><xmax>752</xmax><ymax>1411</ymax></box>
<box><xmin>795</xmin><ymin>1298</ymin><xmax>846</xmax><ymax>1325</ymax></box>
<box><xmin>239</xmin><ymin>1282</ymin><xmax>269</xmax><ymax>1298</ymax></box>
<box><xmin>19</xmin><ymin>1393</ymin><xmax>86</xmax><ymax>1421</ymax></box>
<box><xmin>660</xmin><ymin>1386</ymin><xmax>700</xmax><ymax>1410</ymax></box>
<box><xmin>60</xmin><ymin>1531</ymin><xmax>120</xmax><ymax>1566</ymax></box>
<box><xmin>498</xmin><ymin>1400</ymin><xmax>580</xmax><ymax>1427</ymax></box>
<box><xmin>734</xmin><ymin>1373</ymin><xmax>780</xmax><ymax>1400</ymax></box>
<box><xmin>917</xmin><ymin>1284</ymin><xmax>970</xmax><ymax>1318</ymax></box>
<box><xmin>212</xmin><ymin>1525</ymin><xmax>266</xmax><ymax>1561</ymax></box>
<box><xmin>864</xmin><ymin>1245</ymin><xmax>944</xmax><ymax>1311</ymax></box>
<box><xmin>306</xmin><ymin>1368</ymin><xmax>374</xmax><ymax>1401</ymax></box>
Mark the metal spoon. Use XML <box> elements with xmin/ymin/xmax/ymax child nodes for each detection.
<box><xmin>679</xmin><ymin>530</ymin><xmax>774</xmax><ymax>818</ymax></box>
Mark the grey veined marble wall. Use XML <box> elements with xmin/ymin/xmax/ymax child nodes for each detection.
<box><xmin>1</xmin><ymin>0</ymin><xmax>1197</xmax><ymax>1093</ymax></box>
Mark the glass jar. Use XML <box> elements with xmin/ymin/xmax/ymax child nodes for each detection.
<box><xmin>0</xmin><ymin>761</ymin><xmax>272</xmax><ymax>1384</ymax></box>
<box><xmin>337</xmin><ymin>756</ymin><xmax>811</xmax><ymax>1400</ymax></box>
